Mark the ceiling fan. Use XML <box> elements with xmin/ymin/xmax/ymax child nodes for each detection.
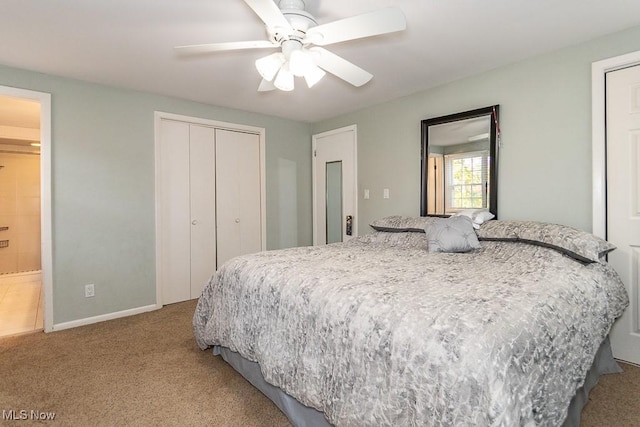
<box><xmin>175</xmin><ymin>0</ymin><xmax>407</xmax><ymax>92</ymax></box>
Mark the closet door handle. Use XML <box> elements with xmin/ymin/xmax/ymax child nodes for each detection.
<box><xmin>191</xmin><ymin>220</ymin><xmax>198</xmax><ymax>225</ymax></box>
<box><xmin>235</xmin><ymin>218</ymin><xmax>240</xmax><ymax>223</ymax></box>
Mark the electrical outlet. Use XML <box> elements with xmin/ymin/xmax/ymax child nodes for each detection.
<box><xmin>84</xmin><ymin>284</ymin><xmax>95</xmax><ymax>298</ymax></box>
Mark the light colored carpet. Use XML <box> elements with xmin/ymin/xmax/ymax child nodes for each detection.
<box><xmin>0</xmin><ymin>300</ymin><xmax>638</xmax><ymax>426</ymax></box>
<box><xmin>0</xmin><ymin>300</ymin><xmax>289</xmax><ymax>426</ymax></box>
<box><xmin>581</xmin><ymin>357</ymin><xmax>640</xmax><ymax>426</ymax></box>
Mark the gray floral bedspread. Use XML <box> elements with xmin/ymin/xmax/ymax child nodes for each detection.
<box><xmin>193</xmin><ymin>232</ymin><xmax>628</xmax><ymax>426</ymax></box>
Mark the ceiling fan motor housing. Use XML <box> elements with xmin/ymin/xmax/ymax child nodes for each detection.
<box><xmin>269</xmin><ymin>0</ymin><xmax>317</xmax><ymax>44</ymax></box>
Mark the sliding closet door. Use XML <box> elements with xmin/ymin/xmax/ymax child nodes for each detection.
<box><xmin>215</xmin><ymin>129</ymin><xmax>262</xmax><ymax>267</ymax></box>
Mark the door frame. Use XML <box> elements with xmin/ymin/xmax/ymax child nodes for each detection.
<box><xmin>0</xmin><ymin>85</ymin><xmax>53</xmax><ymax>332</ymax></box>
<box><xmin>592</xmin><ymin>49</ymin><xmax>640</xmax><ymax>238</ymax></box>
<box><xmin>153</xmin><ymin>111</ymin><xmax>266</xmax><ymax>306</ymax></box>
<box><xmin>312</xmin><ymin>124</ymin><xmax>358</xmax><ymax>245</ymax></box>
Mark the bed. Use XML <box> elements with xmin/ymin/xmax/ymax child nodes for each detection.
<box><xmin>193</xmin><ymin>216</ymin><xmax>629</xmax><ymax>426</ymax></box>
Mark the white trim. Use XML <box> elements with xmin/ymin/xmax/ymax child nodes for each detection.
<box><xmin>52</xmin><ymin>304</ymin><xmax>158</xmax><ymax>332</ymax></box>
<box><xmin>154</xmin><ymin>111</ymin><xmax>266</xmax><ymax>136</ymax></box>
<box><xmin>153</xmin><ymin>111</ymin><xmax>267</xmax><ymax>306</ymax></box>
<box><xmin>0</xmin><ymin>85</ymin><xmax>53</xmax><ymax>333</ymax></box>
<box><xmin>592</xmin><ymin>50</ymin><xmax>640</xmax><ymax>238</ymax></box>
<box><xmin>312</xmin><ymin>124</ymin><xmax>359</xmax><ymax>245</ymax></box>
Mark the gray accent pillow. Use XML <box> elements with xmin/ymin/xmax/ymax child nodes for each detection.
<box><xmin>476</xmin><ymin>220</ymin><xmax>616</xmax><ymax>263</ymax></box>
<box><xmin>370</xmin><ymin>215</ymin><xmax>440</xmax><ymax>233</ymax></box>
<box><xmin>424</xmin><ymin>216</ymin><xmax>481</xmax><ymax>253</ymax></box>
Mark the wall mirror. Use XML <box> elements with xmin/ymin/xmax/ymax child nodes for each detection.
<box><xmin>420</xmin><ymin>105</ymin><xmax>499</xmax><ymax>217</ymax></box>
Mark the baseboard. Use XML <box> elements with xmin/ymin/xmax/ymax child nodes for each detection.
<box><xmin>51</xmin><ymin>303</ymin><xmax>161</xmax><ymax>332</ymax></box>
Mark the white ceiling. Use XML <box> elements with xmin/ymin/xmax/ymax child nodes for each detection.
<box><xmin>0</xmin><ymin>95</ymin><xmax>40</xmax><ymax>148</ymax></box>
<box><xmin>0</xmin><ymin>96</ymin><xmax>40</xmax><ymax>129</ymax></box>
<box><xmin>430</xmin><ymin>116</ymin><xmax>490</xmax><ymax>147</ymax></box>
<box><xmin>1</xmin><ymin>0</ymin><xmax>640</xmax><ymax>123</ymax></box>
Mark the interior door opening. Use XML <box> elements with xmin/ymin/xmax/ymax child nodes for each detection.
<box><xmin>0</xmin><ymin>87</ymin><xmax>52</xmax><ymax>336</ymax></box>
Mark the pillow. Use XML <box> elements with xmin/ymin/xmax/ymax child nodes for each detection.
<box><xmin>370</xmin><ymin>215</ymin><xmax>440</xmax><ymax>232</ymax></box>
<box><xmin>424</xmin><ymin>216</ymin><xmax>481</xmax><ymax>253</ymax></box>
<box><xmin>453</xmin><ymin>209</ymin><xmax>495</xmax><ymax>229</ymax></box>
<box><xmin>476</xmin><ymin>220</ymin><xmax>616</xmax><ymax>263</ymax></box>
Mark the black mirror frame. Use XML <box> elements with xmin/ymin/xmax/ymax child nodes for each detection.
<box><xmin>420</xmin><ymin>105</ymin><xmax>499</xmax><ymax>218</ymax></box>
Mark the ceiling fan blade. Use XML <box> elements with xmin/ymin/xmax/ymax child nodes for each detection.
<box><xmin>244</xmin><ymin>0</ymin><xmax>292</xmax><ymax>32</ymax></box>
<box><xmin>175</xmin><ymin>40</ymin><xmax>279</xmax><ymax>55</ymax></box>
<box><xmin>311</xmin><ymin>47</ymin><xmax>373</xmax><ymax>87</ymax></box>
<box><xmin>258</xmin><ymin>79</ymin><xmax>277</xmax><ymax>92</ymax></box>
<box><xmin>305</xmin><ymin>7</ymin><xmax>406</xmax><ymax>46</ymax></box>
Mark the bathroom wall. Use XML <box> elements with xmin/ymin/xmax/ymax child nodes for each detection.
<box><xmin>0</xmin><ymin>151</ymin><xmax>41</xmax><ymax>274</ymax></box>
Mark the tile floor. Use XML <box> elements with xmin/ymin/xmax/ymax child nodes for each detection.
<box><xmin>0</xmin><ymin>272</ymin><xmax>43</xmax><ymax>337</ymax></box>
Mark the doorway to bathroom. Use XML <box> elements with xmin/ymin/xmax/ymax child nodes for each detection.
<box><xmin>0</xmin><ymin>86</ymin><xmax>52</xmax><ymax>337</ymax></box>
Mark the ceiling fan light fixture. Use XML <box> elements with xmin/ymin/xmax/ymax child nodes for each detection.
<box><xmin>304</xmin><ymin>64</ymin><xmax>326</xmax><ymax>88</ymax></box>
<box><xmin>289</xmin><ymin>49</ymin><xmax>315</xmax><ymax>77</ymax></box>
<box><xmin>255</xmin><ymin>52</ymin><xmax>286</xmax><ymax>82</ymax></box>
<box><xmin>274</xmin><ymin>64</ymin><xmax>295</xmax><ymax>91</ymax></box>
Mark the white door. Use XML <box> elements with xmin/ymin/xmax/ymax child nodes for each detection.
<box><xmin>189</xmin><ymin>125</ymin><xmax>217</xmax><ymax>298</ymax></box>
<box><xmin>215</xmin><ymin>129</ymin><xmax>262</xmax><ymax>267</ymax></box>
<box><xmin>157</xmin><ymin>120</ymin><xmax>216</xmax><ymax>304</ymax></box>
<box><xmin>312</xmin><ymin>125</ymin><xmax>357</xmax><ymax>245</ymax></box>
<box><xmin>607</xmin><ymin>64</ymin><xmax>640</xmax><ymax>365</ymax></box>
<box><xmin>158</xmin><ymin>119</ymin><xmax>191</xmax><ymax>304</ymax></box>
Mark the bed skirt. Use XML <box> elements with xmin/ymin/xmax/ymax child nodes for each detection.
<box><xmin>213</xmin><ymin>336</ymin><xmax>621</xmax><ymax>427</ymax></box>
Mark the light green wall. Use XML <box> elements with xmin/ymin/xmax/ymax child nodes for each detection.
<box><xmin>313</xmin><ymin>25</ymin><xmax>640</xmax><ymax>236</ymax></box>
<box><xmin>0</xmin><ymin>65</ymin><xmax>312</xmax><ymax>324</ymax></box>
